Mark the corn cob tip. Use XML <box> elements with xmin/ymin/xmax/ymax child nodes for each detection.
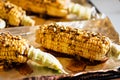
<box><xmin>68</xmin><ymin>3</ymin><xmax>97</xmax><ymax>19</ymax></box>
<box><xmin>110</xmin><ymin>43</ymin><xmax>120</xmax><ymax>60</ymax></box>
<box><xmin>21</xmin><ymin>16</ymin><xmax>35</xmax><ymax>26</ymax></box>
<box><xmin>28</xmin><ymin>46</ymin><xmax>67</xmax><ymax>74</ymax></box>
<box><xmin>0</xmin><ymin>19</ymin><xmax>6</xmax><ymax>29</ymax></box>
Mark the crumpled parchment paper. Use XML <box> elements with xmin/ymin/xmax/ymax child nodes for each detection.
<box><xmin>0</xmin><ymin>16</ymin><xmax>120</xmax><ymax>80</ymax></box>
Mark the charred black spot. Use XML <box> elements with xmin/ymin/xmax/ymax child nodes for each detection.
<box><xmin>15</xmin><ymin>51</ymin><xmax>19</xmax><ymax>57</ymax></box>
<box><xmin>83</xmin><ymin>39</ymin><xmax>89</xmax><ymax>43</ymax></box>
<box><xmin>5</xmin><ymin>44</ymin><xmax>10</xmax><ymax>48</ymax></box>
<box><xmin>68</xmin><ymin>43</ymin><xmax>72</xmax><ymax>46</ymax></box>
<box><xmin>60</xmin><ymin>28</ymin><xmax>66</xmax><ymax>32</ymax></box>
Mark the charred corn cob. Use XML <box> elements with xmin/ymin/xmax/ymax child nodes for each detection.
<box><xmin>36</xmin><ymin>23</ymin><xmax>111</xmax><ymax>61</ymax></box>
<box><xmin>0</xmin><ymin>32</ymin><xmax>66</xmax><ymax>73</ymax></box>
<box><xmin>0</xmin><ymin>1</ymin><xmax>35</xmax><ymax>26</ymax></box>
<box><xmin>0</xmin><ymin>32</ymin><xmax>30</xmax><ymax>63</ymax></box>
<box><xmin>6</xmin><ymin>0</ymin><xmax>68</xmax><ymax>17</ymax></box>
<box><xmin>7</xmin><ymin>0</ymin><xmax>96</xmax><ymax>19</ymax></box>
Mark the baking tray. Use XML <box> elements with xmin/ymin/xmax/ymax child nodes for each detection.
<box><xmin>0</xmin><ymin>0</ymin><xmax>120</xmax><ymax>80</ymax></box>
<box><xmin>0</xmin><ymin>17</ymin><xmax>120</xmax><ymax>80</ymax></box>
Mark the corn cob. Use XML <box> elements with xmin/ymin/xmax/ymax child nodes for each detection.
<box><xmin>0</xmin><ymin>32</ymin><xmax>66</xmax><ymax>73</ymax></box>
<box><xmin>35</xmin><ymin>23</ymin><xmax>111</xmax><ymax>61</ymax></box>
<box><xmin>68</xmin><ymin>3</ymin><xmax>96</xmax><ymax>19</ymax></box>
<box><xmin>6</xmin><ymin>0</ymin><xmax>68</xmax><ymax>17</ymax></box>
<box><xmin>7</xmin><ymin>0</ymin><xmax>96</xmax><ymax>19</ymax></box>
<box><xmin>0</xmin><ymin>32</ymin><xmax>30</xmax><ymax>63</ymax></box>
<box><xmin>0</xmin><ymin>1</ymin><xmax>35</xmax><ymax>26</ymax></box>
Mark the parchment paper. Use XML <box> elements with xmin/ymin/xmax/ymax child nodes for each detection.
<box><xmin>0</xmin><ymin>17</ymin><xmax>120</xmax><ymax>80</ymax></box>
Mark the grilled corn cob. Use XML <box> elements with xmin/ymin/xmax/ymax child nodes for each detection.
<box><xmin>6</xmin><ymin>0</ymin><xmax>68</xmax><ymax>17</ymax></box>
<box><xmin>0</xmin><ymin>32</ymin><xmax>66</xmax><ymax>73</ymax></box>
<box><xmin>7</xmin><ymin>0</ymin><xmax>96</xmax><ymax>19</ymax></box>
<box><xmin>0</xmin><ymin>32</ymin><xmax>30</xmax><ymax>63</ymax></box>
<box><xmin>36</xmin><ymin>23</ymin><xmax>111</xmax><ymax>61</ymax></box>
<box><xmin>0</xmin><ymin>1</ymin><xmax>35</xmax><ymax>26</ymax></box>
